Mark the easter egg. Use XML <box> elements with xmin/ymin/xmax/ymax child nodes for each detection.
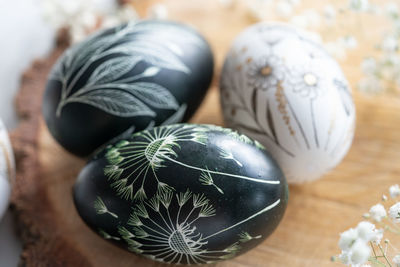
<box><xmin>74</xmin><ymin>124</ymin><xmax>288</xmax><ymax>264</ymax></box>
<box><xmin>43</xmin><ymin>20</ymin><xmax>214</xmax><ymax>157</ymax></box>
<box><xmin>220</xmin><ymin>23</ymin><xmax>355</xmax><ymax>183</ymax></box>
<box><xmin>0</xmin><ymin>119</ymin><xmax>15</xmax><ymax>220</ymax></box>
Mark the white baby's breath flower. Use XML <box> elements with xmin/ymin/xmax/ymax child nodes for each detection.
<box><xmin>218</xmin><ymin>0</ymin><xmax>235</xmax><ymax>8</ymax></box>
<box><xmin>382</xmin><ymin>194</ymin><xmax>388</xmax><ymax>201</ymax></box>
<box><xmin>389</xmin><ymin>202</ymin><xmax>400</xmax><ymax>223</ymax></box>
<box><xmin>393</xmin><ymin>255</ymin><xmax>400</xmax><ymax>267</ymax></box>
<box><xmin>339</xmin><ymin>228</ymin><xmax>358</xmax><ymax>251</ymax></box>
<box><xmin>348</xmin><ymin>0</ymin><xmax>369</xmax><ymax>12</ymax></box>
<box><xmin>287</xmin><ymin>0</ymin><xmax>301</xmax><ymax>6</ymax></box>
<box><xmin>358</xmin><ymin>76</ymin><xmax>383</xmax><ymax>94</ymax></box>
<box><xmin>276</xmin><ymin>1</ymin><xmax>294</xmax><ymax>18</ymax></box>
<box><xmin>361</xmin><ymin>58</ymin><xmax>377</xmax><ymax>75</ymax></box>
<box><xmin>385</xmin><ymin>2</ymin><xmax>400</xmax><ymax>19</ymax></box>
<box><xmin>147</xmin><ymin>4</ymin><xmax>169</xmax><ymax>19</ymax></box>
<box><xmin>247</xmin><ymin>1</ymin><xmax>264</xmax><ymax>21</ymax></box>
<box><xmin>323</xmin><ymin>5</ymin><xmax>337</xmax><ymax>22</ymax></box>
<box><xmin>390</xmin><ymin>184</ymin><xmax>400</xmax><ymax>198</ymax></box>
<box><xmin>350</xmin><ymin>240</ymin><xmax>371</xmax><ymax>265</ymax></box>
<box><xmin>341</xmin><ymin>36</ymin><xmax>358</xmax><ymax>49</ymax></box>
<box><xmin>381</xmin><ymin>35</ymin><xmax>399</xmax><ymax>52</ymax></box>
<box><xmin>369</xmin><ymin>204</ymin><xmax>387</xmax><ymax>222</ymax></box>
<box><xmin>356</xmin><ymin>221</ymin><xmax>383</xmax><ymax>244</ymax></box>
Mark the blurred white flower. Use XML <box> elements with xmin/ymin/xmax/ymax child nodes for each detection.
<box><xmin>338</xmin><ymin>221</ymin><xmax>384</xmax><ymax>266</ymax></box>
<box><xmin>339</xmin><ymin>228</ymin><xmax>359</xmax><ymax>251</ymax></box>
<box><xmin>348</xmin><ymin>0</ymin><xmax>370</xmax><ymax>12</ymax></box>
<box><xmin>276</xmin><ymin>1</ymin><xmax>293</xmax><ymax>18</ymax></box>
<box><xmin>381</xmin><ymin>35</ymin><xmax>399</xmax><ymax>52</ymax></box>
<box><xmin>361</xmin><ymin>58</ymin><xmax>377</xmax><ymax>75</ymax></box>
<box><xmin>287</xmin><ymin>0</ymin><xmax>301</xmax><ymax>6</ymax></box>
<box><xmin>390</xmin><ymin>184</ymin><xmax>400</xmax><ymax>198</ymax></box>
<box><xmin>102</xmin><ymin>5</ymin><xmax>139</xmax><ymax>29</ymax></box>
<box><xmin>357</xmin><ymin>221</ymin><xmax>383</xmax><ymax>244</ymax></box>
<box><xmin>385</xmin><ymin>2</ymin><xmax>400</xmax><ymax>19</ymax></box>
<box><xmin>393</xmin><ymin>255</ymin><xmax>400</xmax><ymax>267</ymax></box>
<box><xmin>369</xmin><ymin>204</ymin><xmax>387</xmax><ymax>222</ymax></box>
<box><xmin>40</xmin><ymin>0</ymin><xmax>139</xmax><ymax>43</ymax></box>
<box><xmin>290</xmin><ymin>15</ymin><xmax>310</xmax><ymax>28</ymax></box>
<box><xmin>218</xmin><ymin>0</ymin><xmax>235</xmax><ymax>8</ymax></box>
<box><xmin>389</xmin><ymin>202</ymin><xmax>400</xmax><ymax>223</ymax></box>
<box><xmin>323</xmin><ymin>5</ymin><xmax>337</xmax><ymax>22</ymax></box>
<box><xmin>247</xmin><ymin>1</ymin><xmax>264</xmax><ymax>21</ymax></box>
<box><xmin>147</xmin><ymin>3</ymin><xmax>169</xmax><ymax>20</ymax></box>
<box><xmin>350</xmin><ymin>240</ymin><xmax>371</xmax><ymax>265</ymax></box>
<box><xmin>359</xmin><ymin>76</ymin><xmax>383</xmax><ymax>94</ymax></box>
<box><xmin>341</xmin><ymin>36</ymin><xmax>358</xmax><ymax>49</ymax></box>
<box><xmin>382</xmin><ymin>194</ymin><xmax>388</xmax><ymax>201</ymax></box>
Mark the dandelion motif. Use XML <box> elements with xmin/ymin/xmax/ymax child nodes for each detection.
<box><xmin>247</xmin><ymin>55</ymin><xmax>285</xmax><ymax>91</ymax></box>
<box><xmin>99</xmin><ymin>229</ymin><xmax>120</xmax><ymax>241</ymax></box>
<box><xmin>116</xmin><ymin>189</ymin><xmax>279</xmax><ymax>264</ymax></box>
<box><xmin>238</xmin><ymin>231</ymin><xmax>262</xmax><ymax>243</ymax></box>
<box><xmin>104</xmin><ymin>124</ymin><xmax>280</xmax><ymax>201</ymax></box>
<box><xmin>199</xmin><ymin>169</ymin><xmax>224</xmax><ymax>194</ymax></box>
<box><xmin>104</xmin><ymin>124</ymin><xmax>207</xmax><ymax>201</ymax></box>
<box><xmin>94</xmin><ymin>196</ymin><xmax>119</xmax><ymax>218</ymax></box>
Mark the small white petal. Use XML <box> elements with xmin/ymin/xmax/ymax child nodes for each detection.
<box><xmin>339</xmin><ymin>228</ymin><xmax>358</xmax><ymax>250</ymax></box>
<box><xmin>389</xmin><ymin>184</ymin><xmax>400</xmax><ymax>198</ymax></box>
<box><xmin>276</xmin><ymin>1</ymin><xmax>294</xmax><ymax>18</ymax></box>
<box><xmin>361</xmin><ymin>58</ymin><xmax>377</xmax><ymax>75</ymax></box>
<box><xmin>350</xmin><ymin>239</ymin><xmax>371</xmax><ymax>265</ymax></box>
<box><xmin>369</xmin><ymin>204</ymin><xmax>387</xmax><ymax>222</ymax></box>
<box><xmin>147</xmin><ymin>4</ymin><xmax>169</xmax><ymax>20</ymax></box>
<box><xmin>348</xmin><ymin>0</ymin><xmax>370</xmax><ymax>12</ymax></box>
<box><xmin>385</xmin><ymin>2</ymin><xmax>400</xmax><ymax>19</ymax></box>
<box><xmin>358</xmin><ymin>77</ymin><xmax>383</xmax><ymax>94</ymax></box>
<box><xmin>324</xmin><ymin>5</ymin><xmax>337</xmax><ymax>21</ymax></box>
<box><xmin>381</xmin><ymin>35</ymin><xmax>399</xmax><ymax>52</ymax></box>
<box><xmin>389</xmin><ymin>202</ymin><xmax>400</xmax><ymax>223</ymax></box>
<box><xmin>218</xmin><ymin>0</ymin><xmax>235</xmax><ymax>8</ymax></box>
<box><xmin>393</xmin><ymin>255</ymin><xmax>400</xmax><ymax>267</ymax></box>
<box><xmin>356</xmin><ymin>221</ymin><xmax>382</xmax><ymax>242</ymax></box>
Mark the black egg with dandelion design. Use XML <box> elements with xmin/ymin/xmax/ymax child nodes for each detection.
<box><xmin>73</xmin><ymin>124</ymin><xmax>288</xmax><ymax>264</ymax></box>
<box><xmin>42</xmin><ymin>20</ymin><xmax>214</xmax><ymax>157</ymax></box>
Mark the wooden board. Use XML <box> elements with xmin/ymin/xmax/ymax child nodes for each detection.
<box><xmin>10</xmin><ymin>0</ymin><xmax>400</xmax><ymax>266</ymax></box>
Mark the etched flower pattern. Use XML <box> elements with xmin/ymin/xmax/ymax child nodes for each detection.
<box><xmin>247</xmin><ymin>55</ymin><xmax>285</xmax><ymax>91</ymax></box>
<box><xmin>284</xmin><ymin>64</ymin><xmax>329</xmax><ymax>100</ymax></box>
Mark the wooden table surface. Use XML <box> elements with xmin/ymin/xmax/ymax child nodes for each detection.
<box><xmin>11</xmin><ymin>0</ymin><xmax>400</xmax><ymax>266</ymax></box>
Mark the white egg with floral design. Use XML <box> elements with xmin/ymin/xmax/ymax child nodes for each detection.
<box><xmin>220</xmin><ymin>23</ymin><xmax>355</xmax><ymax>183</ymax></box>
<box><xmin>0</xmin><ymin>119</ymin><xmax>15</xmax><ymax>220</ymax></box>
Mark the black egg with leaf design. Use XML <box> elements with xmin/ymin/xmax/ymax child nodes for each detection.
<box><xmin>74</xmin><ymin>124</ymin><xmax>288</xmax><ymax>264</ymax></box>
<box><xmin>43</xmin><ymin>20</ymin><xmax>214</xmax><ymax>157</ymax></box>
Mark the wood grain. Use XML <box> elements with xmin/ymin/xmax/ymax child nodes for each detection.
<box><xmin>10</xmin><ymin>0</ymin><xmax>400</xmax><ymax>266</ymax></box>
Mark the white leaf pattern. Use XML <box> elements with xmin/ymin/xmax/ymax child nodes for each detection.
<box><xmin>88</xmin><ymin>56</ymin><xmax>142</xmax><ymax>85</ymax></box>
<box><xmin>68</xmin><ymin>89</ymin><xmax>156</xmax><ymax>117</ymax></box>
<box><xmin>112</xmin><ymin>82</ymin><xmax>180</xmax><ymax>110</ymax></box>
<box><xmin>109</xmin><ymin>41</ymin><xmax>190</xmax><ymax>73</ymax></box>
<box><xmin>53</xmin><ymin>22</ymin><xmax>199</xmax><ymax>119</ymax></box>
